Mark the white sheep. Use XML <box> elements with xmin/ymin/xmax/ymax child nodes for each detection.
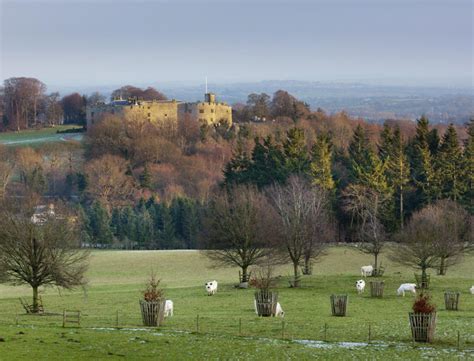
<box><xmin>361</xmin><ymin>265</ymin><xmax>373</xmax><ymax>277</ymax></box>
<box><xmin>355</xmin><ymin>279</ymin><xmax>366</xmax><ymax>294</ymax></box>
<box><xmin>397</xmin><ymin>283</ymin><xmax>417</xmax><ymax>296</ymax></box>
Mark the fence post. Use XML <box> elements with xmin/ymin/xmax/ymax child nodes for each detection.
<box><xmin>116</xmin><ymin>310</ymin><xmax>119</xmax><ymax>328</ymax></box>
<box><xmin>281</xmin><ymin>320</ymin><xmax>285</xmax><ymax>339</ymax></box>
<box><xmin>324</xmin><ymin>323</ymin><xmax>328</xmax><ymax>342</ymax></box>
<box><xmin>62</xmin><ymin>309</ymin><xmax>65</xmax><ymax>328</ymax></box>
<box><xmin>457</xmin><ymin>331</ymin><xmax>461</xmax><ymax>350</ymax></box>
<box><xmin>196</xmin><ymin>314</ymin><xmax>200</xmax><ymax>333</ymax></box>
<box><xmin>15</xmin><ymin>314</ymin><xmax>18</xmax><ymax>326</ymax></box>
<box><xmin>368</xmin><ymin>323</ymin><xmax>371</xmax><ymax>344</ymax></box>
<box><xmin>239</xmin><ymin>318</ymin><xmax>242</xmax><ymax>336</ymax></box>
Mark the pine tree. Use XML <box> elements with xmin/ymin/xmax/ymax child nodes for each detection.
<box><xmin>283</xmin><ymin>127</ymin><xmax>310</xmax><ymax>175</ymax></box>
<box><xmin>88</xmin><ymin>201</ymin><xmax>112</xmax><ymax>246</ymax></box>
<box><xmin>248</xmin><ymin>136</ymin><xmax>288</xmax><ymax>188</ymax></box>
<box><xmin>379</xmin><ymin>124</ymin><xmax>394</xmax><ymax>161</ymax></box>
<box><xmin>411</xmin><ymin>116</ymin><xmax>441</xmax><ymax>204</ymax></box>
<box><xmin>182</xmin><ymin>200</ymin><xmax>200</xmax><ymax>248</ymax></box>
<box><xmin>140</xmin><ymin>163</ymin><xmax>152</xmax><ymax>189</ymax></box>
<box><xmin>427</xmin><ymin>128</ymin><xmax>440</xmax><ymax>155</ymax></box>
<box><xmin>223</xmin><ymin>139</ymin><xmax>251</xmax><ymax>186</ymax></box>
<box><xmin>385</xmin><ymin>126</ymin><xmax>410</xmax><ymax>228</ymax></box>
<box><xmin>121</xmin><ymin>206</ymin><xmax>137</xmax><ymax>248</ymax></box>
<box><xmin>135</xmin><ymin>205</ymin><xmax>154</xmax><ymax>249</ymax></box>
<box><xmin>310</xmin><ymin>133</ymin><xmax>335</xmax><ymax>191</ymax></box>
<box><xmin>348</xmin><ymin>125</ymin><xmax>371</xmax><ymax>180</ymax></box>
<box><xmin>438</xmin><ymin>124</ymin><xmax>464</xmax><ymax>201</ymax></box>
<box><xmin>110</xmin><ymin>207</ymin><xmax>124</xmax><ymax>242</ymax></box>
<box><xmin>160</xmin><ymin>205</ymin><xmax>176</xmax><ymax>249</ymax></box>
<box><xmin>462</xmin><ymin>118</ymin><xmax>474</xmax><ymax>213</ymax></box>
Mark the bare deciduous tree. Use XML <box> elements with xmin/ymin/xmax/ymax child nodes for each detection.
<box><xmin>390</xmin><ymin>205</ymin><xmax>441</xmax><ymax>282</ymax></box>
<box><xmin>0</xmin><ymin>146</ymin><xmax>15</xmax><ymax>198</ymax></box>
<box><xmin>84</xmin><ymin>154</ymin><xmax>135</xmax><ymax>209</ymax></box>
<box><xmin>0</xmin><ymin>204</ymin><xmax>89</xmax><ymax>313</ymax></box>
<box><xmin>269</xmin><ymin>176</ymin><xmax>332</xmax><ymax>287</ymax></box>
<box><xmin>429</xmin><ymin>200</ymin><xmax>472</xmax><ymax>275</ymax></box>
<box><xmin>343</xmin><ymin>184</ymin><xmax>389</xmax><ymax>274</ymax></box>
<box><xmin>202</xmin><ymin>186</ymin><xmax>275</xmax><ymax>283</ymax></box>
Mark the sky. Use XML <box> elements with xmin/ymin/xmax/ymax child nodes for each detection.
<box><xmin>0</xmin><ymin>0</ymin><xmax>473</xmax><ymax>88</ymax></box>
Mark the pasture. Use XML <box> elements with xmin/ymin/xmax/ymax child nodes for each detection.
<box><xmin>0</xmin><ymin>125</ymin><xmax>83</xmax><ymax>147</ymax></box>
<box><xmin>0</xmin><ymin>247</ymin><xmax>473</xmax><ymax>360</ymax></box>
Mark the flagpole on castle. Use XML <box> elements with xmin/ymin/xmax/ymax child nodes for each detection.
<box><xmin>205</xmin><ymin>76</ymin><xmax>208</xmax><ymax>94</ymax></box>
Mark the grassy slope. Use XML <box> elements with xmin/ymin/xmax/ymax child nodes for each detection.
<box><xmin>0</xmin><ymin>125</ymin><xmax>82</xmax><ymax>146</ymax></box>
<box><xmin>0</xmin><ymin>247</ymin><xmax>473</xmax><ymax>360</ymax></box>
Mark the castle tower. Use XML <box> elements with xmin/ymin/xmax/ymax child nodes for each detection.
<box><xmin>205</xmin><ymin>93</ymin><xmax>216</xmax><ymax>103</ymax></box>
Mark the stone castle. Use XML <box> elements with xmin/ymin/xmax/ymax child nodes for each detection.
<box><xmin>86</xmin><ymin>92</ymin><xmax>232</xmax><ymax>129</ymax></box>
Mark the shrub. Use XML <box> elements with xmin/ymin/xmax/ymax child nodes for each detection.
<box><xmin>142</xmin><ymin>272</ymin><xmax>164</xmax><ymax>302</ymax></box>
<box><xmin>412</xmin><ymin>293</ymin><xmax>436</xmax><ymax>314</ymax></box>
<box><xmin>249</xmin><ymin>265</ymin><xmax>276</xmax><ymax>291</ymax></box>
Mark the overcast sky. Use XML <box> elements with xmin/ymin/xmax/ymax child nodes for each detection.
<box><xmin>1</xmin><ymin>0</ymin><xmax>472</xmax><ymax>88</ymax></box>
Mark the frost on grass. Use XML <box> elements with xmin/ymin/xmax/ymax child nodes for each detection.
<box><xmin>294</xmin><ymin>339</ymin><xmax>474</xmax><ymax>358</ymax></box>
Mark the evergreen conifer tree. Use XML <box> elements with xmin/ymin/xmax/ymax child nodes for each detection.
<box><xmin>310</xmin><ymin>133</ymin><xmax>335</xmax><ymax>191</ymax></box>
<box><xmin>438</xmin><ymin>124</ymin><xmax>464</xmax><ymax>201</ymax></box>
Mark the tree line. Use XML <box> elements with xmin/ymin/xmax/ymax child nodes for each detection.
<box><xmin>0</xmin><ymin>78</ymin><xmax>169</xmax><ymax>130</ymax></box>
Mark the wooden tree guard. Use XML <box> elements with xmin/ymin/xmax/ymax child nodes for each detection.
<box><xmin>414</xmin><ymin>274</ymin><xmax>430</xmax><ymax>289</ymax></box>
<box><xmin>370</xmin><ymin>281</ymin><xmax>385</xmax><ymax>298</ymax></box>
<box><xmin>19</xmin><ymin>297</ymin><xmax>44</xmax><ymax>314</ymax></box>
<box><xmin>409</xmin><ymin>312</ymin><xmax>436</xmax><ymax>343</ymax></box>
<box><xmin>444</xmin><ymin>291</ymin><xmax>460</xmax><ymax>311</ymax></box>
<box><xmin>330</xmin><ymin>295</ymin><xmax>348</xmax><ymax>317</ymax></box>
<box><xmin>63</xmin><ymin>310</ymin><xmax>81</xmax><ymax>328</ymax></box>
<box><xmin>371</xmin><ymin>266</ymin><xmax>385</xmax><ymax>277</ymax></box>
<box><xmin>254</xmin><ymin>290</ymin><xmax>278</xmax><ymax>317</ymax></box>
<box><xmin>239</xmin><ymin>271</ymin><xmax>252</xmax><ymax>283</ymax></box>
<box><xmin>139</xmin><ymin>300</ymin><xmax>165</xmax><ymax>327</ymax></box>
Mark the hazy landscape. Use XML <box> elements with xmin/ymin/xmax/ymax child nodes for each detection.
<box><xmin>0</xmin><ymin>0</ymin><xmax>472</xmax><ymax>360</ymax></box>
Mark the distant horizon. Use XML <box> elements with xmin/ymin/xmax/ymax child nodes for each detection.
<box><xmin>1</xmin><ymin>78</ymin><xmax>471</xmax><ymax>97</ymax></box>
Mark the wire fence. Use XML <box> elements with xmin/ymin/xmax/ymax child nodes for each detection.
<box><xmin>1</xmin><ymin>310</ymin><xmax>473</xmax><ymax>351</ymax></box>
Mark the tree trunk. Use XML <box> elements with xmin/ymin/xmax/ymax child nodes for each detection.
<box><xmin>374</xmin><ymin>253</ymin><xmax>378</xmax><ymax>274</ymax></box>
<box><xmin>292</xmin><ymin>262</ymin><xmax>300</xmax><ymax>288</ymax></box>
<box><xmin>438</xmin><ymin>257</ymin><xmax>447</xmax><ymax>276</ymax></box>
<box><xmin>303</xmin><ymin>256</ymin><xmax>312</xmax><ymax>275</ymax></box>
<box><xmin>32</xmin><ymin>286</ymin><xmax>39</xmax><ymax>313</ymax></box>
<box><xmin>421</xmin><ymin>267</ymin><xmax>427</xmax><ymax>283</ymax></box>
<box><xmin>241</xmin><ymin>266</ymin><xmax>248</xmax><ymax>283</ymax></box>
<box><xmin>399</xmin><ymin>189</ymin><xmax>404</xmax><ymax>229</ymax></box>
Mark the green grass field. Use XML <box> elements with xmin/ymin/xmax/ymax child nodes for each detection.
<box><xmin>0</xmin><ymin>247</ymin><xmax>473</xmax><ymax>360</ymax></box>
<box><xmin>0</xmin><ymin>125</ymin><xmax>83</xmax><ymax>147</ymax></box>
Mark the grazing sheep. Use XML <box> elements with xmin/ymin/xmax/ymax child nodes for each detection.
<box><xmin>164</xmin><ymin>300</ymin><xmax>173</xmax><ymax>317</ymax></box>
<box><xmin>470</xmin><ymin>286</ymin><xmax>474</xmax><ymax>295</ymax></box>
<box><xmin>361</xmin><ymin>265</ymin><xmax>374</xmax><ymax>277</ymax></box>
<box><xmin>355</xmin><ymin>279</ymin><xmax>366</xmax><ymax>294</ymax></box>
<box><xmin>275</xmin><ymin>302</ymin><xmax>285</xmax><ymax>317</ymax></box>
<box><xmin>397</xmin><ymin>283</ymin><xmax>417</xmax><ymax>296</ymax></box>
<box><xmin>205</xmin><ymin>280</ymin><xmax>218</xmax><ymax>296</ymax></box>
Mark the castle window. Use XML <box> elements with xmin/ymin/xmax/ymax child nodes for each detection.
<box><xmin>164</xmin><ymin>114</ymin><xmax>167</xmax><ymax>117</ymax></box>
<box><xmin>148</xmin><ymin>113</ymin><xmax>151</xmax><ymax>117</ymax></box>
<box><xmin>211</xmin><ymin>109</ymin><xmax>214</xmax><ymax>113</ymax></box>
<box><xmin>199</xmin><ymin>109</ymin><xmax>204</xmax><ymax>114</ymax></box>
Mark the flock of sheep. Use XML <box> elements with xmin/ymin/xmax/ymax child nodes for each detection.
<box><xmin>358</xmin><ymin>265</ymin><xmax>474</xmax><ymax>296</ymax></box>
<box><xmin>162</xmin><ymin>269</ymin><xmax>474</xmax><ymax>320</ymax></box>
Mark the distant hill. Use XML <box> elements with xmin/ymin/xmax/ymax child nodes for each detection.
<box><xmin>59</xmin><ymin>80</ymin><xmax>474</xmax><ymax>124</ymax></box>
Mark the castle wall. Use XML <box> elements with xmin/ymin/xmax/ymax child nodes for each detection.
<box><xmin>86</xmin><ymin>94</ymin><xmax>232</xmax><ymax>130</ymax></box>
